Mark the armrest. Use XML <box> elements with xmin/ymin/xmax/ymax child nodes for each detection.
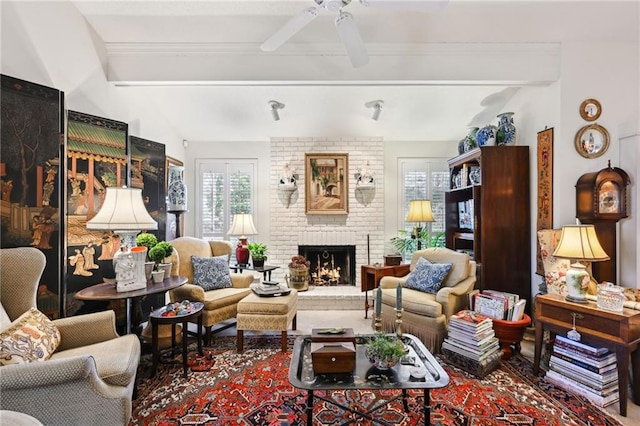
<box><xmin>53</xmin><ymin>311</ymin><xmax>119</xmax><ymax>351</ymax></box>
<box><xmin>231</xmin><ymin>273</ymin><xmax>253</xmax><ymax>288</ymax></box>
<box><xmin>169</xmin><ymin>283</ymin><xmax>205</xmax><ymax>303</ymax></box>
<box><xmin>436</xmin><ymin>275</ymin><xmax>476</xmax><ymax>318</ymax></box>
<box><xmin>379</xmin><ymin>275</ymin><xmax>408</xmax><ymax>289</ymax></box>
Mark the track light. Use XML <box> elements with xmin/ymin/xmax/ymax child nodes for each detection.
<box><xmin>365</xmin><ymin>100</ymin><xmax>383</xmax><ymax>121</ymax></box>
<box><xmin>269</xmin><ymin>100</ymin><xmax>285</xmax><ymax>121</ymax></box>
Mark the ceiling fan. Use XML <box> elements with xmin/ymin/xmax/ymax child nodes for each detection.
<box><xmin>260</xmin><ymin>0</ymin><xmax>449</xmax><ymax>68</ymax></box>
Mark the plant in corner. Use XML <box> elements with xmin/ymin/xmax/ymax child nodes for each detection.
<box><xmin>365</xmin><ymin>333</ymin><xmax>406</xmax><ymax>370</ymax></box>
<box><xmin>248</xmin><ymin>242</ymin><xmax>268</xmax><ymax>268</ymax></box>
<box><xmin>390</xmin><ymin>229</ymin><xmax>445</xmax><ymax>259</ymax></box>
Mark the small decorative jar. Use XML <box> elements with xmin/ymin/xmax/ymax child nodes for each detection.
<box><xmin>476</xmin><ymin>124</ymin><xmax>497</xmax><ymax>146</ymax></box>
<box><xmin>597</xmin><ymin>282</ymin><xmax>625</xmax><ymax>312</ymax></box>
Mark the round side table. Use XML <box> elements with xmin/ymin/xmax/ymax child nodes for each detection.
<box><xmin>149</xmin><ymin>301</ymin><xmax>204</xmax><ymax>378</ymax></box>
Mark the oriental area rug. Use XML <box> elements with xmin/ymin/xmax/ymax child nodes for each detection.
<box><xmin>131</xmin><ymin>336</ymin><xmax>623</xmax><ymax>426</ymax></box>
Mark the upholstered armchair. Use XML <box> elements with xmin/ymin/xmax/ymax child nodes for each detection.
<box><xmin>378</xmin><ymin>247</ymin><xmax>477</xmax><ymax>353</ymax></box>
<box><xmin>0</xmin><ymin>247</ymin><xmax>140</xmax><ymax>425</ymax></box>
<box><xmin>167</xmin><ymin>237</ymin><xmax>254</xmax><ymax>344</ymax></box>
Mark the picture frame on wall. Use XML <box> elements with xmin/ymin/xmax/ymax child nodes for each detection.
<box><xmin>305</xmin><ymin>153</ymin><xmax>348</xmax><ymax>215</ymax></box>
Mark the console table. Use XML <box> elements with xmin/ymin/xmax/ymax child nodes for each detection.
<box><xmin>533</xmin><ymin>294</ymin><xmax>640</xmax><ymax>416</ymax></box>
<box><xmin>360</xmin><ymin>264</ymin><xmax>410</xmax><ymax>318</ymax></box>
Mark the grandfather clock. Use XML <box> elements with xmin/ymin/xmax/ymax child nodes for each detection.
<box><xmin>575</xmin><ymin>161</ymin><xmax>630</xmax><ymax>283</ymax></box>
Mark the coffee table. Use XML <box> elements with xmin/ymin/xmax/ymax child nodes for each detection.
<box><xmin>289</xmin><ymin>333</ymin><xmax>449</xmax><ymax>425</ymax></box>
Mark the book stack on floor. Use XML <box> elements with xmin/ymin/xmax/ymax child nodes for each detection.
<box><xmin>441</xmin><ymin>310</ymin><xmax>502</xmax><ymax>378</ymax></box>
<box><xmin>545</xmin><ymin>334</ymin><xmax>619</xmax><ymax>408</ymax></box>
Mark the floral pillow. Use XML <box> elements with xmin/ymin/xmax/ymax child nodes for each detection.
<box><xmin>191</xmin><ymin>255</ymin><xmax>232</xmax><ymax>291</ymax></box>
<box><xmin>0</xmin><ymin>307</ymin><xmax>61</xmax><ymax>366</ymax></box>
<box><xmin>404</xmin><ymin>257</ymin><xmax>452</xmax><ymax>294</ymax></box>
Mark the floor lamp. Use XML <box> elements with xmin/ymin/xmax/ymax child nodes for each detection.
<box><xmin>406</xmin><ymin>200</ymin><xmax>435</xmax><ymax>250</ymax></box>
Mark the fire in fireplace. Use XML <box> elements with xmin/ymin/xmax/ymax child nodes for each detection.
<box><xmin>298</xmin><ymin>245</ymin><xmax>356</xmax><ymax>285</ymax></box>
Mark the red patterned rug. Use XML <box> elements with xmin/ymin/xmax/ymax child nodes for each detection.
<box><xmin>131</xmin><ymin>335</ymin><xmax>623</xmax><ymax>425</ymax></box>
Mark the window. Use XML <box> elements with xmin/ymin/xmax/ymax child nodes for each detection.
<box><xmin>398</xmin><ymin>158</ymin><xmax>448</xmax><ymax>245</ymax></box>
<box><xmin>196</xmin><ymin>160</ymin><xmax>257</xmax><ymax>244</ymax></box>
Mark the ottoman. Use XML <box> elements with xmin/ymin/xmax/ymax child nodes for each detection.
<box><xmin>236</xmin><ymin>288</ymin><xmax>298</xmax><ymax>352</ymax></box>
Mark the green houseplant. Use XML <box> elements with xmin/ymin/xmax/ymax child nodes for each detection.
<box><xmin>247</xmin><ymin>242</ymin><xmax>267</xmax><ymax>268</ymax></box>
<box><xmin>390</xmin><ymin>229</ymin><xmax>445</xmax><ymax>260</ymax></box>
<box><xmin>365</xmin><ymin>333</ymin><xmax>406</xmax><ymax>370</ymax></box>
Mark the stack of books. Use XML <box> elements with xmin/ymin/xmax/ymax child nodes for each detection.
<box><xmin>545</xmin><ymin>334</ymin><xmax>619</xmax><ymax>408</ymax></box>
<box><xmin>441</xmin><ymin>310</ymin><xmax>502</xmax><ymax>378</ymax></box>
<box><xmin>469</xmin><ymin>289</ymin><xmax>527</xmax><ymax>321</ymax></box>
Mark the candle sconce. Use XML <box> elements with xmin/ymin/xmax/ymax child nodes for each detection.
<box><xmin>354</xmin><ymin>162</ymin><xmax>375</xmax><ymax>206</ymax></box>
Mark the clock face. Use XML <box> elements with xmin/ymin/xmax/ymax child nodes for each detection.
<box><xmin>598</xmin><ymin>185</ymin><xmax>620</xmax><ymax>214</ymax></box>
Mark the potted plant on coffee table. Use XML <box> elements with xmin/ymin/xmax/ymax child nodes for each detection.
<box><xmin>247</xmin><ymin>242</ymin><xmax>268</xmax><ymax>268</ymax></box>
<box><xmin>365</xmin><ymin>333</ymin><xmax>406</xmax><ymax>370</ymax></box>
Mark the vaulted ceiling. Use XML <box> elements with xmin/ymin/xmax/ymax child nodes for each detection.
<box><xmin>66</xmin><ymin>1</ymin><xmax>638</xmax><ymax>142</ymax></box>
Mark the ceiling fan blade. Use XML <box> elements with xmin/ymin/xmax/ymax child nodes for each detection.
<box><xmin>358</xmin><ymin>0</ymin><xmax>449</xmax><ymax>13</ymax></box>
<box><xmin>261</xmin><ymin>7</ymin><xmax>320</xmax><ymax>52</ymax></box>
<box><xmin>335</xmin><ymin>12</ymin><xmax>369</xmax><ymax>68</ymax></box>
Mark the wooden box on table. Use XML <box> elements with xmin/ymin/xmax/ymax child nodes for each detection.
<box><xmin>311</xmin><ymin>328</ymin><xmax>356</xmax><ymax>374</ymax></box>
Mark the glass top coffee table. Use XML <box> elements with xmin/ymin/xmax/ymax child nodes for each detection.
<box><xmin>289</xmin><ymin>333</ymin><xmax>449</xmax><ymax>425</ymax></box>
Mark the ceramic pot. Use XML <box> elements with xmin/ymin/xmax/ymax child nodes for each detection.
<box><xmin>496</xmin><ymin>112</ymin><xmax>516</xmax><ymax>145</ymax></box>
<box><xmin>476</xmin><ymin>124</ymin><xmax>497</xmax><ymax>146</ymax></box>
<box><xmin>492</xmin><ymin>313</ymin><xmax>531</xmax><ymax>360</ymax></box>
<box><xmin>167</xmin><ymin>165</ymin><xmax>187</xmax><ymax>210</ymax></box>
<box><xmin>158</xmin><ymin>262</ymin><xmax>172</xmax><ymax>279</ymax></box>
<box><xmin>151</xmin><ymin>270</ymin><xmax>165</xmax><ymax>284</ymax></box>
<box><xmin>252</xmin><ymin>258</ymin><xmax>266</xmax><ymax>268</ymax></box>
<box><xmin>463</xmin><ymin>127</ymin><xmax>479</xmax><ymax>152</ymax></box>
<box><xmin>144</xmin><ymin>261</ymin><xmax>155</xmax><ymax>280</ymax></box>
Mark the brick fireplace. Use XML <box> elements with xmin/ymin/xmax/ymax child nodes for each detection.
<box><xmin>298</xmin><ymin>244</ymin><xmax>356</xmax><ymax>285</ymax></box>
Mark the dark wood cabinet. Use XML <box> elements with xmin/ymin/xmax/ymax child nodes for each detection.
<box><xmin>445</xmin><ymin>146</ymin><xmax>531</xmax><ymax>311</ymax></box>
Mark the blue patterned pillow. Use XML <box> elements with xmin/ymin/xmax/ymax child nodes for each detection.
<box><xmin>191</xmin><ymin>255</ymin><xmax>232</xmax><ymax>291</ymax></box>
<box><xmin>404</xmin><ymin>257</ymin><xmax>452</xmax><ymax>294</ymax></box>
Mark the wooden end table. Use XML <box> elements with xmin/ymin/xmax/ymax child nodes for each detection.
<box><xmin>533</xmin><ymin>294</ymin><xmax>640</xmax><ymax>416</ymax></box>
<box><xmin>149</xmin><ymin>301</ymin><xmax>204</xmax><ymax>378</ymax></box>
<box><xmin>360</xmin><ymin>264</ymin><xmax>410</xmax><ymax>318</ymax></box>
<box><xmin>230</xmin><ymin>264</ymin><xmax>280</xmax><ymax>281</ymax></box>
<box><xmin>74</xmin><ymin>275</ymin><xmax>187</xmax><ymax>334</ymax></box>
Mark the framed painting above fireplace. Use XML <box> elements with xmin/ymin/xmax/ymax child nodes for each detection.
<box><xmin>305</xmin><ymin>153</ymin><xmax>348</xmax><ymax>215</ymax></box>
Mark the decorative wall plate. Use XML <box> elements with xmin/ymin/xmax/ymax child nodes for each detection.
<box><xmin>579</xmin><ymin>98</ymin><xmax>601</xmax><ymax>121</ymax></box>
<box><xmin>574</xmin><ymin>123</ymin><xmax>610</xmax><ymax>158</ymax></box>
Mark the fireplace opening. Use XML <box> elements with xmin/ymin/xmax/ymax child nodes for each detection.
<box><xmin>298</xmin><ymin>245</ymin><xmax>356</xmax><ymax>285</ymax></box>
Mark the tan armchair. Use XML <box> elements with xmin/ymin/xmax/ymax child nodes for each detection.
<box><xmin>379</xmin><ymin>247</ymin><xmax>476</xmax><ymax>353</ymax></box>
<box><xmin>0</xmin><ymin>247</ymin><xmax>140</xmax><ymax>425</ymax></box>
<box><xmin>167</xmin><ymin>237</ymin><xmax>253</xmax><ymax>344</ymax></box>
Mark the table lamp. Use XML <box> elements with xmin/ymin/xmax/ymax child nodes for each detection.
<box><xmin>227</xmin><ymin>212</ymin><xmax>258</xmax><ymax>266</ymax></box>
<box><xmin>406</xmin><ymin>200</ymin><xmax>435</xmax><ymax>250</ymax></box>
<box><xmin>87</xmin><ymin>186</ymin><xmax>157</xmax><ymax>292</ymax></box>
<box><xmin>552</xmin><ymin>224</ymin><xmax>609</xmax><ymax>304</ymax></box>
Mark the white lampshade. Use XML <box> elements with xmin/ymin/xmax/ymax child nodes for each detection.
<box><xmin>406</xmin><ymin>200</ymin><xmax>435</xmax><ymax>223</ymax></box>
<box><xmin>553</xmin><ymin>225</ymin><xmax>609</xmax><ymax>261</ymax></box>
<box><xmin>87</xmin><ymin>187</ymin><xmax>157</xmax><ymax>231</ymax></box>
<box><xmin>227</xmin><ymin>213</ymin><xmax>258</xmax><ymax>238</ymax></box>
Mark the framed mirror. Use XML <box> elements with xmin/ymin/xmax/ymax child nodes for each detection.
<box><xmin>574</xmin><ymin>123</ymin><xmax>610</xmax><ymax>158</ymax></box>
<box><xmin>579</xmin><ymin>98</ymin><xmax>602</xmax><ymax>121</ymax></box>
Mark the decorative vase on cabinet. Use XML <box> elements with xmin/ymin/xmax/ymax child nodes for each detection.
<box><xmin>496</xmin><ymin>112</ymin><xmax>516</xmax><ymax>146</ymax></box>
<box><xmin>458</xmin><ymin>127</ymin><xmax>479</xmax><ymax>154</ymax></box>
<box><xmin>476</xmin><ymin>125</ymin><xmax>497</xmax><ymax>146</ymax></box>
<box><xmin>167</xmin><ymin>165</ymin><xmax>187</xmax><ymax>211</ymax></box>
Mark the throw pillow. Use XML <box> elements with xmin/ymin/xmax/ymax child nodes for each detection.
<box><xmin>191</xmin><ymin>255</ymin><xmax>232</xmax><ymax>291</ymax></box>
<box><xmin>404</xmin><ymin>257</ymin><xmax>453</xmax><ymax>294</ymax></box>
<box><xmin>0</xmin><ymin>307</ymin><xmax>61</xmax><ymax>366</ymax></box>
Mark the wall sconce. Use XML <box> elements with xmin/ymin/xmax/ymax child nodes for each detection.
<box><xmin>269</xmin><ymin>100</ymin><xmax>285</xmax><ymax>121</ymax></box>
<box><xmin>365</xmin><ymin>100</ymin><xmax>383</xmax><ymax>121</ymax></box>
<box><xmin>355</xmin><ymin>161</ymin><xmax>374</xmax><ymax>188</ymax></box>
<box><xmin>278</xmin><ymin>163</ymin><xmax>298</xmax><ymax>208</ymax></box>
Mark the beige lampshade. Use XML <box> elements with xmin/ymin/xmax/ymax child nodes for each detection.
<box><xmin>87</xmin><ymin>187</ymin><xmax>157</xmax><ymax>231</ymax></box>
<box><xmin>406</xmin><ymin>200</ymin><xmax>435</xmax><ymax>223</ymax></box>
<box><xmin>552</xmin><ymin>225</ymin><xmax>609</xmax><ymax>261</ymax></box>
<box><xmin>227</xmin><ymin>213</ymin><xmax>258</xmax><ymax>238</ymax></box>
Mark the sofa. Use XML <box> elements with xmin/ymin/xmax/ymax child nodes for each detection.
<box><xmin>378</xmin><ymin>247</ymin><xmax>477</xmax><ymax>353</ymax></box>
<box><xmin>167</xmin><ymin>237</ymin><xmax>254</xmax><ymax>344</ymax></box>
<box><xmin>0</xmin><ymin>247</ymin><xmax>140</xmax><ymax>425</ymax></box>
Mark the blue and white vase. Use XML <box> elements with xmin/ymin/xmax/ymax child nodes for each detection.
<box><xmin>496</xmin><ymin>112</ymin><xmax>516</xmax><ymax>146</ymax></box>
<box><xmin>458</xmin><ymin>127</ymin><xmax>479</xmax><ymax>154</ymax></box>
<box><xmin>167</xmin><ymin>165</ymin><xmax>187</xmax><ymax>211</ymax></box>
<box><xmin>476</xmin><ymin>124</ymin><xmax>497</xmax><ymax>146</ymax></box>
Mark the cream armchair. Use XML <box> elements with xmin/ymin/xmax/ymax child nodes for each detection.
<box><xmin>167</xmin><ymin>237</ymin><xmax>253</xmax><ymax>344</ymax></box>
<box><xmin>379</xmin><ymin>247</ymin><xmax>476</xmax><ymax>353</ymax></box>
<box><xmin>0</xmin><ymin>247</ymin><xmax>140</xmax><ymax>425</ymax></box>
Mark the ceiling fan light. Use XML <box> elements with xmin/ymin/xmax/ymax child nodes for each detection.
<box><xmin>260</xmin><ymin>7</ymin><xmax>319</xmax><ymax>52</ymax></box>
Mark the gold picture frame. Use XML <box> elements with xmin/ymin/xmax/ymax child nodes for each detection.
<box><xmin>579</xmin><ymin>98</ymin><xmax>602</xmax><ymax>121</ymax></box>
<box><xmin>305</xmin><ymin>153</ymin><xmax>348</xmax><ymax>215</ymax></box>
<box><xmin>575</xmin><ymin>123</ymin><xmax>610</xmax><ymax>158</ymax></box>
